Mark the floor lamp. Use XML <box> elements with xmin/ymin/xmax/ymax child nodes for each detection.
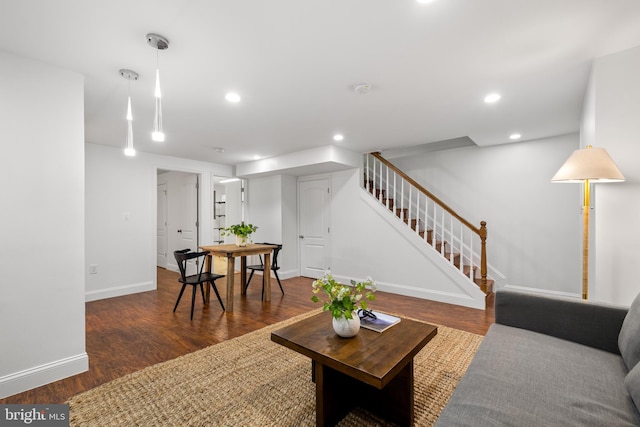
<box><xmin>551</xmin><ymin>145</ymin><xmax>624</xmax><ymax>300</ymax></box>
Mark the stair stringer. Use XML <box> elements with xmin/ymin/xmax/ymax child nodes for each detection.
<box><xmin>358</xmin><ymin>188</ymin><xmax>486</xmax><ymax>310</ymax></box>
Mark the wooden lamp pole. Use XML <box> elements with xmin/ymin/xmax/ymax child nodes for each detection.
<box><xmin>581</xmin><ymin>179</ymin><xmax>590</xmax><ymax>300</ymax></box>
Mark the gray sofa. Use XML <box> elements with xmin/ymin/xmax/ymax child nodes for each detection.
<box><xmin>436</xmin><ymin>289</ymin><xmax>640</xmax><ymax>426</ymax></box>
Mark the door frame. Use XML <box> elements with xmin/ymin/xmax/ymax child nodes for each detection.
<box><xmin>157</xmin><ymin>182</ymin><xmax>168</xmax><ymax>268</ymax></box>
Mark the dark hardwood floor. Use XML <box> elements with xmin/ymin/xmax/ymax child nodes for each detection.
<box><xmin>1</xmin><ymin>268</ymin><xmax>494</xmax><ymax>404</ymax></box>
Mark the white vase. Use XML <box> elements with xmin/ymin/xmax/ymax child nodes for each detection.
<box><xmin>235</xmin><ymin>235</ymin><xmax>247</xmax><ymax>247</ymax></box>
<box><xmin>332</xmin><ymin>312</ymin><xmax>360</xmax><ymax>338</ymax></box>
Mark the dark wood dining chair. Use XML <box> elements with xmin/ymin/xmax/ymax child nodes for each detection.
<box><xmin>173</xmin><ymin>249</ymin><xmax>225</xmax><ymax>319</ymax></box>
<box><xmin>243</xmin><ymin>243</ymin><xmax>284</xmax><ymax>299</ymax></box>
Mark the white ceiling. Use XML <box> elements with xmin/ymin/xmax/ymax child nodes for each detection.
<box><xmin>2</xmin><ymin>0</ymin><xmax>640</xmax><ymax>166</ymax></box>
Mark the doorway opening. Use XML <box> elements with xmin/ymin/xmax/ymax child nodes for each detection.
<box><xmin>211</xmin><ymin>176</ymin><xmax>245</xmax><ymax>274</ymax></box>
<box><xmin>157</xmin><ymin>170</ymin><xmax>200</xmax><ymax>274</ymax></box>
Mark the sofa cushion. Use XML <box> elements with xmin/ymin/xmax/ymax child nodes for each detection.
<box><xmin>619</xmin><ymin>293</ymin><xmax>640</xmax><ymax>370</ymax></box>
<box><xmin>496</xmin><ymin>288</ymin><xmax>627</xmax><ymax>354</ymax></box>
<box><xmin>436</xmin><ymin>324</ymin><xmax>640</xmax><ymax>426</ymax></box>
<box><xmin>626</xmin><ymin>363</ymin><xmax>640</xmax><ymax>414</ymax></box>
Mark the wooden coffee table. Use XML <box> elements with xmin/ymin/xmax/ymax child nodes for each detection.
<box><xmin>271</xmin><ymin>311</ymin><xmax>437</xmax><ymax>426</ymax></box>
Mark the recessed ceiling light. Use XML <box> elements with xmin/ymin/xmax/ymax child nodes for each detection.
<box><xmin>253</xmin><ymin>155</ymin><xmax>261</xmax><ymax>160</ymax></box>
<box><xmin>333</xmin><ymin>134</ymin><xmax>344</xmax><ymax>141</ymax></box>
<box><xmin>353</xmin><ymin>83</ymin><xmax>371</xmax><ymax>95</ymax></box>
<box><xmin>509</xmin><ymin>133</ymin><xmax>522</xmax><ymax>140</ymax></box>
<box><xmin>225</xmin><ymin>92</ymin><xmax>241</xmax><ymax>103</ymax></box>
<box><xmin>484</xmin><ymin>93</ymin><xmax>501</xmax><ymax>103</ymax></box>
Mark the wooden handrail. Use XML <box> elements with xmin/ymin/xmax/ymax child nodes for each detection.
<box><xmin>371</xmin><ymin>152</ymin><xmax>481</xmax><ymax>234</ymax></box>
<box><xmin>369</xmin><ymin>152</ymin><xmax>489</xmax><ymax>289</ymax></box>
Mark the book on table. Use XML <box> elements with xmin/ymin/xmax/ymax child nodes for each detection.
<box><xmin>359</xmin><ymin>311</ymin><xmax>401</xmax><ymax>333</ymax></box>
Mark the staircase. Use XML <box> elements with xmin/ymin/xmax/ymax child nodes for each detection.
<box><xmin>363</xmin><ymin>152</ymin><xmax>494</xmax><ymax>295</ymax></box>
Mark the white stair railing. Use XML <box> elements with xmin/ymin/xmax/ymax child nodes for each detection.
<box><xmin>364</xmin><ymin>152</ymin><xmax>489</xmax><ymax>291</ymax></box>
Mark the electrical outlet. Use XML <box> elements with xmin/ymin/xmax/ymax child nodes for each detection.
<box><xmin>89</xmin><ymin>264</ymin><xmax>98</xmax><ymax>274</ymax></box>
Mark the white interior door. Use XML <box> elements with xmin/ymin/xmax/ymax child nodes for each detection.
<box><xmin>178</xmin><ymin>174</ymin><xmax>199</xmax><ymax>275</ymax></box>
<box><xmin>157</xmin><ymin>183</ymin><xmax>168</xmax><ymax>268</ymax></box>
<box><xmin>299</xmin><ymin>178</ymin><xmax>331</xmax><ymax>278</ymax></box>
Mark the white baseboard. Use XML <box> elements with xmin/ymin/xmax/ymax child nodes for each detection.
<box><xmin>374</xmin><ymin>282</ymin><xmax>486</xmax><ymax>310</ymax></box>
<box><xmin>0</xmin><ymin>353</ymin><xmax>88</xmax><ymax>399</ymax></box>
<box><xmin>85</xmin><ymin>281</ymin><xmax>156</xmax><ymax>302</ymax></box>
<box><xmin>245</xmin><ymin>269</ymin><xmax>297</xmax><ymax>281</ymax></box>
<box><xmin>502</xmin><ymin>284</ymin><xmax>580</xmax><ymax>299</ymax></box>
<box><xmin>332</xmin><ymin>274</ymin><xmax>486</xmax><ymax>311</ymax></box>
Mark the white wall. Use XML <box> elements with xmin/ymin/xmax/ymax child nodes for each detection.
<box><xmin>224</xmin><ymin>180</ymin><xmax>243</xmax><ymax>235</ymax></box>
<box><xmin>85</xmin><ymin>143</ymin><xmax>232</xmax><ymax>301</ymax></box>
<box><xmin>0</xmin><ymin>51</ymin><xmax>87</xmax><ymax>398</ymax></box>
<box><xmin>392</xmin><ymin>135</ymin><xmax>582</xmax><ymax>296</ymax></box>
<box><xmin>588</xmin><ymin>46</ymin><xmax>640</xmax><ymax>306</ymax></box>
<box><xmin>248</xmin><ymin>175</ymin><xmax>283</xmax><ymax>243</ymax></box>
<box><xmin>246</xmin><ymin>175</ymin><xmax>298</xmax><ymax>278</ymax></box>
<box><xmin>281</xmin><ymin>175</ymin><xmax>299</xmax><ymax>275</ymax></box>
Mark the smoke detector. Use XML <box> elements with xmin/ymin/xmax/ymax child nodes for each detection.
<box><xmin>353</xmin><ymin>83</ymin><xmax>371</xmax><ymax>95</ymax></box>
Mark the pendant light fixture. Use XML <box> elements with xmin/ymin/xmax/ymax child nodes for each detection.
<box><xmin>119</xmin><ymin>69</ymin><xmax>139</xmax><ymax>157</ymax></box>
<box><xmin>146</xmin><ymin>33</ymin><xmax>169</xmax><ymax>142</ymax></box>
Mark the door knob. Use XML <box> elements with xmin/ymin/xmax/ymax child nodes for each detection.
<box><xmin>299</xmin><ymin>235</ymin><xmax>304</xmax><ymax>239</ymax></box>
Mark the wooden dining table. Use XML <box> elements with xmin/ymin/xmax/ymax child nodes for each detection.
<box><xmin>199</xmin><ymin>243</ymin><xmax>277</xmax><ymax>312</ymax></box>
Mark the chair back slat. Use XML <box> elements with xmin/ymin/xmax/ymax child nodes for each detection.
<box><xmin>254</xmin><ymin>243</ymin><xmax>282</xmax><ymax>270</ymax></box>
<box><xmin>193</xmin><ymin>251</ymin><xmax>207</xmax><ymax>281</ymax></box>
<box><xmin>174</xmin><ymin>250</ymin><xmax>208</xmax><ymax>280</ymax></box>
<box><xmin>272</xmin><ymin>245</ymin><xmax>282</xmax><ymax>269</ymax></box>
<box><xmin>174</xmin><ymin>249</ymin><xmax>190</xmax><ymax>280</ymax></box>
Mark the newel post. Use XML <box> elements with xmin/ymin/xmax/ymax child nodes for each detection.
<box><xmin>479</xmin><ymin>221</ymin><xmax>488</xmax><ymax>292</ymax></box>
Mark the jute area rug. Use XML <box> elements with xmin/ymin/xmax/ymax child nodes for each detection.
<box><xmin>67</xmin><ymin>310</ymin><xmax>483</xmax><ymax>426</ymax></box>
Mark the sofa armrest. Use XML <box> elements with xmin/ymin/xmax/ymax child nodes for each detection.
<box><xmin>495</xmin><ymin>289</ymin><xmax>628</xmax><ymax>354</ymax></box>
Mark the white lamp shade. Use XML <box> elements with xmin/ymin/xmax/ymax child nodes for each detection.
<box><xmin>551</xmin><ymin>146</ymin><xmax>624</xmax><ymax>183</ymax></box>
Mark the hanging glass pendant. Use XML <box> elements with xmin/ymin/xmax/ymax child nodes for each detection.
<box><xmin>119</xmin><ymin>69</ymin><xmax>139</xmax><ymax>157</ymax></box>
<box><xmin>152</xmin><ymin>69</ymin><xmax>164</xmax><ymax>142</ymax></box>
<box><xmin>124</xmin><ymin>96</ymin><xmax>135</xmax><ymax>156</ymax></box>
<box><xmin>147</xmin><ymin>33</ymin><xmax>169</xmax><ymax>142</ymax></box>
